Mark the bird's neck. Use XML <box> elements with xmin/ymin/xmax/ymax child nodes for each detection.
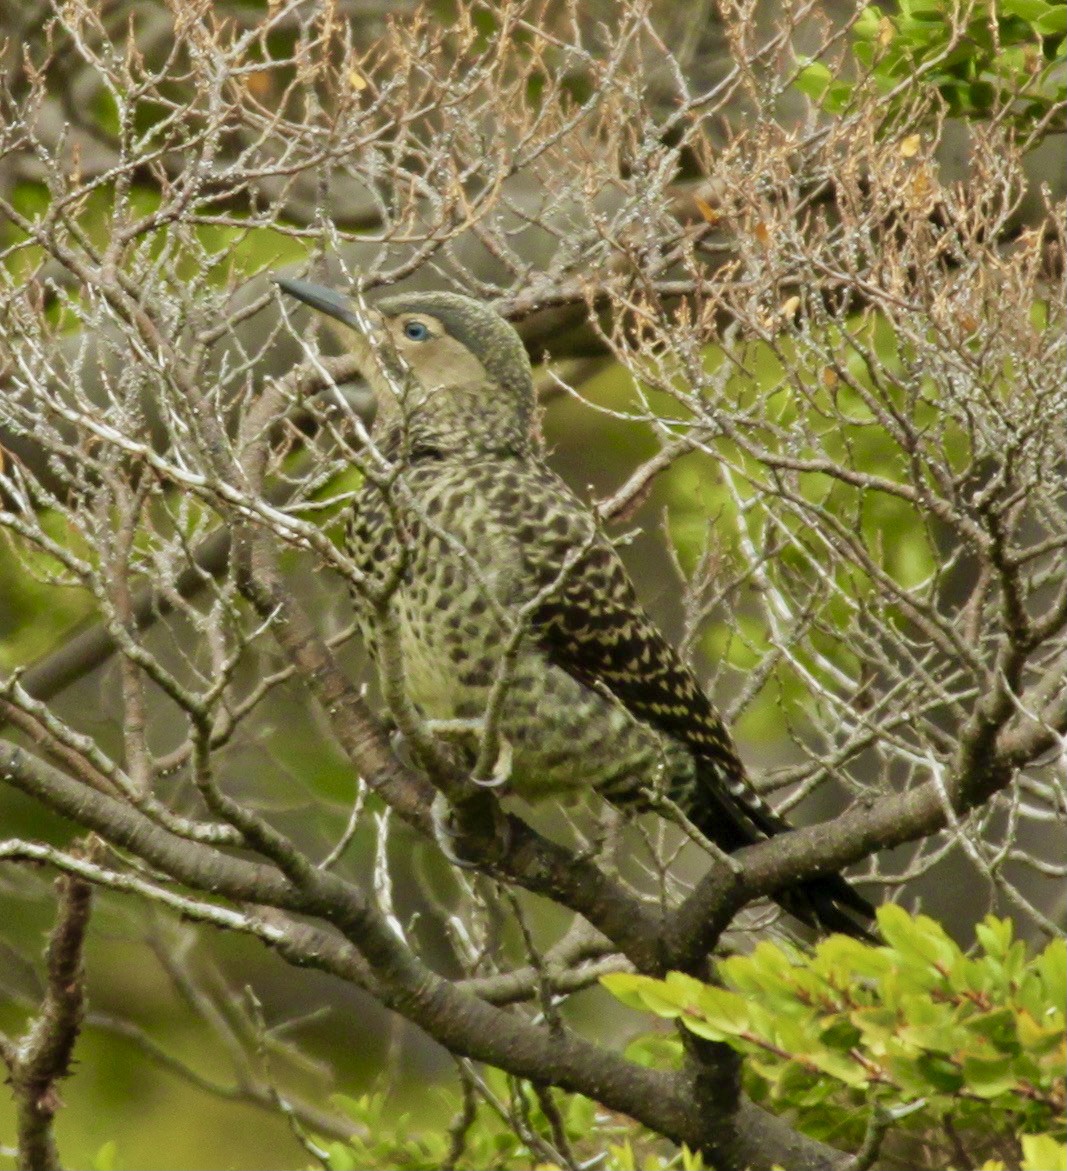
<box><xmin>376</xmin><ymin>383</ymin><xmax>536</xmax><ymax>462</ymax></box>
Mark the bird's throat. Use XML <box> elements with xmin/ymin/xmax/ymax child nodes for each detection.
<box><xmin>376</xmin><ymin>383</ymin><xmax>535</xmax><ymax>461</ymax></box>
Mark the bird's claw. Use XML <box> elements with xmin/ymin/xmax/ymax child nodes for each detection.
<box><xmin>390</xmin><ymin>727</ymin><xmax>416</xmax><ymax>770</ymax></box>
<box><xmin>471</xmin><ymin>736</ymin><xmax>513</xmax><ymax>789</ymax></box>
<box><xmin>431</xmin><ymin>789</ymin><xmax>511</xmax><ymax>869</ymax></box>
<box><xmin>407</xmin><ymin>719</ymin><xmax>514</xmax><ymax>790</ymax></box>
<box><xmin>431</xmin><ymin>791</ymin><xmax>478</xmax><ymax>868</ymax></box>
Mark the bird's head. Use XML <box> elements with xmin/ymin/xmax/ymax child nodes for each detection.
<box><xmin>275</xmin><ymin>277</ymin><xmax>536</xmax><ymax>456</ymax></box>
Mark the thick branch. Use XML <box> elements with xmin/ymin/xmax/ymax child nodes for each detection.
<box><xmin>2</xmin><ymin>863</ymin><xmax>93</xmax><ymax>1171</ymax></box>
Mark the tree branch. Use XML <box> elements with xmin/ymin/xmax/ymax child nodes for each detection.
<box><xmin>1</xmin><ymin>857</ymin><xmax>93</xmax><ymax>1171</ymax></box>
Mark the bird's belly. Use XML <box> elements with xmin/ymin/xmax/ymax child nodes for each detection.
<box><xmin>502</xmin><ymin>685</ymin><xmax>680</xmax><ymax>801</ymax></box>
<box><xmin>392</xmin><ymin>582</ymin><xmax>507</xmax><ymax>719</ymax></box>
<box><xmin>350</xmin><ymin>473</ymin><xmax>692</xmax><ymax>803</ymax></box>
<box><xmin>393</xmin><ymin>606</ymin><xmax>686</xmax><ymax>801</ymax></box>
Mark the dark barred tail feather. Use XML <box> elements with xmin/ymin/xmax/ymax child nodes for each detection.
<box><xmin>688</xmin><ymin>757</ymin><xmax>878</xmax><ymax>943</ymax></box>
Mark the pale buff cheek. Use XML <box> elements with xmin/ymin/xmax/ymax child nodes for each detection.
<box><xmin>391</xmin><ymin>334</ymin><xmax>489</xmax><ymax>393</ymax></box>
<box><xmin>356</xmin><ymin>327</ymin><xmax>492</xmax><ymax>420</ymax></box>
<box><xmin>427</xmin><ymin>341</ymin><xmax>489</xmax><ymax>389</ymax></box>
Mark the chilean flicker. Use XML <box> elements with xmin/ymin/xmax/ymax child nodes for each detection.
<box><xmin>276</xmin><ymin>276</ymin><xmax>875</xmax><ymax>938</ymax></box>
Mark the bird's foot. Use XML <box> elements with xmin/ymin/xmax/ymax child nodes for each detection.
<box><xmin>391</xmin><ymin>719</ymin><xmax>482</xmax><ymax>774</ymax></box>
<box><xmin>431</xmin><ymin>791</ymin><xmax>477</xmax><ymax>868</ymax></box>
<box><xmin>422</xmin><ymin>719</ymin><xmax>513</xmax><ymax>790</ymax></box>
<box><xmin>431</xmin><ymin>789</ymin><xmax>511</xmax><ymax>870</ymax></box>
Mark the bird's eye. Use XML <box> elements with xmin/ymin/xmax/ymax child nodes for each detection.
<box><xmin>403</xmin><ymin>320</ymin><xmax>430</xmax><ymax>341</ymax></box>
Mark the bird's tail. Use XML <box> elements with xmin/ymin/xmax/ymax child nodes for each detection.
<box><xmin>777</xmin><ymin>875</ymin><xmax>877</xmax><ymax>942</ymax></box>
<box><xmin>686</xmin><ymin>758</ymin><xmax>877</xmax><ymax>942</ymax></box>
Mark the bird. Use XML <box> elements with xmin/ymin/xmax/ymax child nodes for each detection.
<box><xmin>275</xmin><ymin>276</ymin><xmax>875</xmax><ymax>939</ymax></box>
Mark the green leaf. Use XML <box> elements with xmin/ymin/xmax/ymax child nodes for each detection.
<box><xmin>806</xmin><ymin>1048</ymin><xmax>870</xmax><ymax>1088</ymax></box>
<box><xmin>328</xmin><ymin>1092</ymin><xmax>375</xmax><ymax>1123</ymax></box>
<box><xmin>913</xmin><ymin>1052</ymin><xmax>966</xmax><ymax>1093</ymax></box>
<box><xmin>1000</xmin><ymin>0</ymin><xmax>1054</xmax><ymax>19</ymax></box>
<box><xmin>824</xmin><ymin>80</ymin><xmax>860</xmax><ymax>114</ymax></box>
<box><xmin>92</xmin><ymin>1141</ymin><xmax>118</xmax><ymax>1171</ymax></box>
<box><xmin>601</xmin><ymin>972</ymin><xmax>661</xmax><ymax>1013</ymax></box>
<box><xmin>774</xmin><ymin>1059</ymin><xmax>819</xmax><ymax>1097</ymax></box>
<box><xmin>680</xmin><ymin>1144</ymin><xmax>706</xmax><ymax>1171</ymax></box>
<box><xmin>637</xmin><ymin>982</ymin><xmax>691</xmax><ymax>1020</ymax></box>
<box><xmin>1021</xmin><ymin>1135</ymin><xmax>1067</xmax><ymax>1171</ymax></box>
<box><xmin>966</xmin><ymin>80</ymin><xmax>997</xmax><ymax>112</ymax></box>
<box><xmin>326</xmin><ymin>1143</ymin><xmax>359</xmax><ymax>1171</ymax></box>
<box><xmin>723</xmin><ymin>940</ymin><xmax>785</xmax><ymax>984</ymax></box>
<box><xmin>608</xmin><ymin>1141</ymin><xmax>638</xmax><ymax>1171</ymax></box>
<box><xmin>819</xmin><ymin>1017</ymin><xmax>863</xmax><ymax>1051</ymax></box>
<box><xmin>854</xmin><ymin>5</ymin><xmax>891</xmax><ymax>39</ymax></box>
<box><xmin>795</xmin><ymin>61</ymin><xmax>834</xmax><ymax>100</ymax></box>
<box><xmin>604</xmin><ymin>972</ymin><xmax>721</xmax><ymax>1023</ymax></box>
<box><xmin>695</xmin><ymin>983</ymin><xmax>750</xmax><ymax>1036</ymax></box>
<box><xmin>909</xmin><ymin>1</ymin><xmax>953</xmax><ymax>17</ymax></box>
<box><xmin>1037</xmin><ymin>938</ymin><xmax>1066</xmax><ymax>998</ymax></box>
<box><xmin>1035</xmin><ymin>7</ymin><xmax>1067</xmax><ymax>33</ymax></box>
<box><xmin>851</xmin><ymin>1005</ymin><xmax>899</xmax><ymax>1045</ymax></box>
<box><xmin>682</xmin><ymin>1014</ymin><xmax>733</xmax><ymax>1044</ymax></box>
<box><xmin>877</xmin><ymin>904</ymin><xmax>958</xmax><ymax>973</ymax></box>
<box><xmin>1004</xmin><ymin>939</ymin><xmax>1030</xmax><ymax>986</ymax></box>
<box><xmin>976</xmin><ymin>916</ymin><xmax>1015</xmax><ymax>960</ymax></box>
<box><xmin>962</xmin><ymin>1054</ymin><xmax>1020</xmax><ymax>1098</ymax></box>
<box><xmin>666</xmin><ymin>971</ymin><xmax>715</xmax><ymax>1003</ymax></box>
<box><xmin>899</xmin><ymin>992</ymin><xmax>949</xmax><ymax>1029</ymax></box>
<box><xmin>1015</xmin><ymin>1008</ymin><xmax>1067</xmax><ymax>1056</ymax></box>
<box><xmin>968</xmin><ymin>1007</ymin><xmax>1020</xmax><ymax>1054</ymax></box>
<box><xmin>814</xmin><ymin>934</ymin><xmax>892</xmax><ymax>983</ymax></box>
<box><xmin>607</xmin><ymin>913</ymin><xmax>1062</xmax><ymax>1149</ymax></box>
<box><xmin>899</xmin><ymin>1022</ymin><xmax>966</xmax><ymax>1056</ymax></box>
<box><xmin>771</xmin><ymin>1013</ymin><xmax>822</xmax><ymax>1057</ymax></box>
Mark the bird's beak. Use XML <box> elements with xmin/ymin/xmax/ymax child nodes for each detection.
<box><xmin>274</xmin><ymin>276</ymin><xmax>364</xmax><ymax>329</ymax></box>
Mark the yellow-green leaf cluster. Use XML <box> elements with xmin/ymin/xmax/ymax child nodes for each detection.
<box><xmin>602</xmin><ymin>909</ymin><xmax>1065</xmax><ymax>1152</ymax></box>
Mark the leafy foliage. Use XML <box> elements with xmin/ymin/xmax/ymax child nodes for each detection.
<box><xmin>319</xmin><ymin>1078</ymin><xmax>702</xmax><ymax>1171</ymax></box>
<box><xmin>797</xmin><ymin>0</ymin><xmax>1066</xmax><ymax>136</ymax></box>
<box><xmin>604</xmin><ymin>909</ymin><xmax>1066</xmax><ymax>1161</ymax></box>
